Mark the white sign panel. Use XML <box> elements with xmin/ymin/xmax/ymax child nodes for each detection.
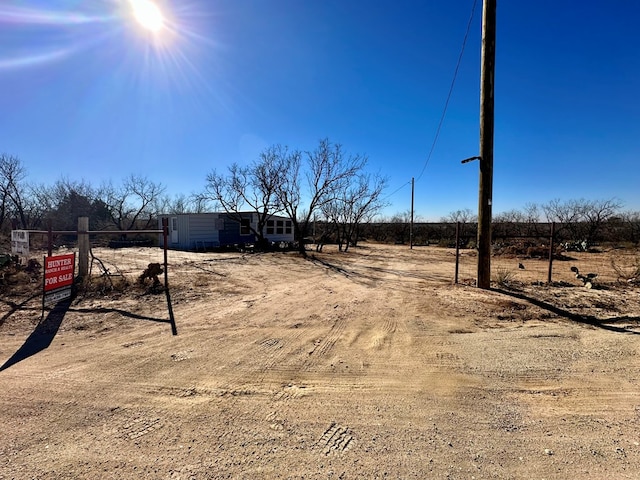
<box><xmin>11</xmin><ymin>230</ymin><xmax>29</xmax><ymax>256</ymax></box>
<box><xmin>44</xmin><ymin>287</ymin><xmax>72</xmax><ymax>305</ymax></box>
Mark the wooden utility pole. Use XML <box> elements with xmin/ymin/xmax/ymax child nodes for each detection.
<box><xmin>410</xmin><ymin>177</ymin><xmax>415</xmax><ymax>249</ymax></box>
<box><xmin>477</xmin><ymin>0</ymin><xmax>496</xmax><ymax>289</ymax></box>
<box><xmin>77</xmin><ymin>216</ymin><xmax>89</xmax><ymax>279</ymax></box>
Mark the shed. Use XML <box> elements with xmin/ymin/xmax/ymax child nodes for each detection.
<box><xmin>159</xmin><ymin>212</ymin><xmax>295</xmax><ymax>251</ymax></box>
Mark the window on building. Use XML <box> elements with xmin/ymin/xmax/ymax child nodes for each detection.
<box><xmin>285</xmin><ymin>220</ymin><xmax>292</xmax><ymax>234</ymax></box>
<box><xmin>276</xmin><ymin>220</ymin><xmax>284</xmax><ymax>234</ymax></box>
<box><xmin>240</xmin><ymin>218</ymin><xmax>251</xmax><ymax>235</ymax></box>
<box><xmin>266</xmin><ymin>220</ymin><xmax>274</xmax><ymax>235</ymax></box>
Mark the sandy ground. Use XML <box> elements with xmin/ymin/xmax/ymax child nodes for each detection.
<box><xmin>1</xmin><ymin>243</ymin><xmax>640</xmax><ymax>479</ymax></box>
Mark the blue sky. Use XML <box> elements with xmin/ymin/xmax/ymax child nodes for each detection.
<box><xmin>1</xmin><ymin>0</ymin><xmax>638</xmax><ymax>220</ymax></box>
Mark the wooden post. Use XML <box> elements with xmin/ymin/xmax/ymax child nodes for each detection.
<box><xmin>477</xmin><ymin>0</ymin><xmax>497</xmax><ymax>289</ymax></box>
<box><xmin>47</xmin><ymin>221</ymin><xmax>53</xmax><ymax>257</ymax></box>
<box><xmin>547</xmin><ymin>221</ymin><xmax>555</xmax><ymax>284</ymax></box>
<box><xmin>77</xmin><ymin>217</ymin><xmax>89</xmax><ymax>279</ymax></box>
<box><xmin>410</xmin><ymin>177</ymin><xmax>415</xmax><ymax>249</ymax></box>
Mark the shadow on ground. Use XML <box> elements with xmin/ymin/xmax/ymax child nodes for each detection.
<box><xmin>496</xmin><ymin>288</ymin><xmax>640</xmax><ymax>335</ymax></box>
<box><xmin>0</xmin><ymin>293</ymin><xmax>41</xmax><ymax>328</ymax></box>
<box><xmin>0</xmin><ymin>297</ymin><xmax>178</xmax><ymax>372</ymax></box>
<box><xmin>0</xmin><ymin>299</ymin><xmax>71</xmax><ymax>372</ymax></box>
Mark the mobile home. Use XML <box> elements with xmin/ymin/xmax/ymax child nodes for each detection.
<box><xmin>160</xmin><ymin>212</ymin><xmax>294</xmax><ymax>250</ymax></box>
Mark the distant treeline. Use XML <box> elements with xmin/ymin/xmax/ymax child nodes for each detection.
<box><xmin>2</xmin><ymin>152</ymin><xmax>639</xmax><ymax>251</ymax></box>
<box><xmin>352</xmin><ymin>220</ymin><xmax>639</xmax><ymax>248</ymax></box>
<box><xmin>353</xmin><ymin>199</ymin><xmax>640</xmax><ymax>248</ymax></box>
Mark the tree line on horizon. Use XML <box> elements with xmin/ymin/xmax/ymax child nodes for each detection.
<box><xmin>363</xmin><ymin>199</ymin><xmax>640</xmax><ymax>247</ymax></box>
<box><xmin>2</xmin><ymin>144</ymin><xmax>639</xmax><ymax>251</ymax></box>
<box><xmin>0</xmin><ymin>139</ymin><xmax>388</xmax><ymax>254</ymax></box>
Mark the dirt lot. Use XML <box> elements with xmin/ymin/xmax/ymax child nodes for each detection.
<box><xmin>1</xmin><ymin>243</ymin><xmax>640</xmax><ymax>479</ymax></box>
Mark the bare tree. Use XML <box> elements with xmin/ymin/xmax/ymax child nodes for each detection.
<box><xmin>543</xmin><ymin>197</ymin><xmax>622</xmax><ymax>244</ymax></box>
<box><xmin>385</xmin><ymin>210</ymin><xmax>413</xmax><ymax>244</ymax></box>
<box><xmin>441</xmin><ymin>208</ymin><xmax>477</xmax><ymax>224</ymax></box>
<box><xmin>322</xmin><ymin>172</ymin><xmax>388</xmax><ymax>251</ymax></box>
<box><xmin>276</xmin><ymin>139</ymin><xmax>366</xmax><ymax>255</ymax></box>
<box><xmin>582</xmin><ymin>198</ymin><xmax>623</xmax><ymax>244</ymax></box>
<box><xmin>493</xmin><ymin>202</ymin><xmax>545</xmax><ymax>238</ymax></box>
<box><xmin>441</xmin><ymin>208</ymin><xmax>477</xmax><ymax>241</ymax></box>
<box><xmin>542</xmin><ymin>198</ymin><xmax>586</xmax><ymax>240</ymax></box>
<box><xmin>99</xmin><ymin>175</ymin><xmax>166</xmax><ymax>234</ymax></box>
<box><xmin>0</xmin><ymin>154</ymin><xmax>28</xmax><ymax>229</ymax></box>
<box><xmin>522</xmin><ymin>202</ymin><xmax>543</xmax><ymax>236</ymax></box>
<box><xmin>522</xmin><ymin>202</ymin><xmax>541</xmax><ymax>223</ymax></box>
<box><xmin>493</xmin><ymin>208</ymin><xmax>526</xmax><ymax>238</ymax></box>
<box><xmin>203</xmin><ymin>145</ymin><xmax>290</xmax><ymax>247</ymax></box>
<box><xmin>494</xmin><ymin>209</ymin><xmax>526</xmax><ymax>224</ymax></box>
<box><xmin>155</xmin><ymin>193</ymin><xmax>204</xmax><ymax>215</ymax></box>
<box><xmin>620</xmin><ymin>210</ymin><xmax>640</xmax><ymax>245</ymax></box>
<box><xmin>190</xmin><ymin>194</ymin><xmax>212</xmax><ymax>214</ymax></box>
<box><xmin>34</xmin><ymin>178</ymin><xmax>110</xmax><ymax>231</ymax></box>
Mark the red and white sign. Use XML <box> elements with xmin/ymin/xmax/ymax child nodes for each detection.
<box><xmin>44</xmin><ymin>254</ymin><xmax>76</xmax><ymax>292</ymax></box>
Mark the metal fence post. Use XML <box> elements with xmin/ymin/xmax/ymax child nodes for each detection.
<box><xmin>162</xmin><ymin>217</ymin><xmax>177</xmax><ymax>335</ymax></box>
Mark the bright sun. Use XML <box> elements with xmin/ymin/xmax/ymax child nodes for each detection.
<box><xmin>130</xmin><ymin>0</ymin><xmax>165</xmax><ymax>32</ymax></box>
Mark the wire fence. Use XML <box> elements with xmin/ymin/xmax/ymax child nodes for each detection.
<box><xmin>7</xmin><ymin>219</ymin><xmax>639</xmax><ymax>293</ymax></box>
<box><xmin>6</xmin><ymin>218</ymin><xmax>176</xmax><ymax>334</ymax></box>
<box><xmin>454</xmin><ymin>241</ymin><xmax>639</xmax><ymax>287</ymax></box>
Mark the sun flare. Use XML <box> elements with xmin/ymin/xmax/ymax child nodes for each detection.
<box><xmin>130</xmin><ymin>0</ymin><xmax>165</xmax><ymax>32</ymax></box>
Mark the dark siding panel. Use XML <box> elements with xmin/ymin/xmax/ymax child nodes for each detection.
<box><xmin>219</xmin><ymin>214</ymin><xmax>255</xmax><ymax>245</ymax></box>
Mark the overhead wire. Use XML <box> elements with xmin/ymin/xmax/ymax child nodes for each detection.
<box><xmin>415</xmin><ymin>0</ymin><xmax>478</xmax><ymax>183</ymax></box>
<box><xmin>377</xmin><ymin>0</ymin><xmax>479</xmax><ymax>207</ymax></box>
<box><xmin>381</xmin><ymin>179</ymin><xmax>412</xmax><ymax>203</ymax></box>
<box><xmin>382</xmin><ymin>0</ymin><xmax>478</xmax><ymax>205</ymax></box>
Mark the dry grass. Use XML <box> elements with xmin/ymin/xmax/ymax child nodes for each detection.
<box><xmin>81</xmin><ymin>273</ymin><xmax>132</xmax><ymax>295</ymax></box>
<box><xmin>492</xmin><ymin>267</ymin><xmax>516</xmax><ymax>288</ymax></box>
<box><xmin>611</xmin><ymin>253</ymin><xmax>640</xmax><ymax>283</ymax></box>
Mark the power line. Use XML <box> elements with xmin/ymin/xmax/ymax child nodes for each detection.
<box><xmin>379</xmin><ymin>1</ymin><xmax>479</xmax><ymax>208</ymax></box>
<box><xmin>415</xmin><ymin>0</ymin><xmax>479</xmax><ymax>182</ymax></box>
<box><xmin>382</xmin><ymin>180</ymin><xmax>412</xmax><ymax>203</ymax></box>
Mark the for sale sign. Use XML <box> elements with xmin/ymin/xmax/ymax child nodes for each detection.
<box><xmin>43</xmin><ymin>253</ymin><xmax>75</xmax><ymax>305</ymax></box>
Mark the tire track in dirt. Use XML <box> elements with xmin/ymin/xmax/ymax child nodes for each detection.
<box><xmin>406</xmin><ymin>314</ymin><xmax>464</xmax><ymax>370</ymax></box>
<box><xmin>315</xmin><ymin>422</ymin><xmax>354</xmax><ymax>455</ymax></box>
<box><xmin>208</xmin><ymin>327</ymin><xmax>306</xmax><ymax>395</ymax></box>
<box><xmin>251</xmin><ymin>305</ymin><xmax>361</xmax><ymax>451</ymax></box>
<box><xmin>302</xmin><ymin>314</ymin><xmax>348</xmax><ymax>371</ymax></box>
<box><xmin>202</xmin><ymin>326</ymin><xmax>322</xmax><ymax>457</ymax></box>
<box><xmin>77</xmin><ymin>405</ymin><xmax>168</xmax><ymax>445</ymax></box>
<box><xmin>369</xmin><ymin>315</ymin><xmax>398</xmax><ymax>349</ymax></box>
<box><xmin>119</xmin><ymin>413</ymin><xmax>163</xmax><ymax>440</ymax></box>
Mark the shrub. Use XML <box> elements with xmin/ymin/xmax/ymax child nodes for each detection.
<box><xmin>493</xmin><ymin>267</ymin><xmax>515</xmax><ymax>288</ymax></box>
<box><xmin>611</xmin><ymin>254</ymin><xmax>640</xmax><ymax>283</ymax></box>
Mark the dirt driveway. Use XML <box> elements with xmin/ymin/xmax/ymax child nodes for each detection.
<box><xmin>1</xmin><ymin>244</ymin><xmax>640</xmax><ymax>479</ymax></box>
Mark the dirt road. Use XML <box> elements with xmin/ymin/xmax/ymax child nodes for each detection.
<box><xmin>1</xmin><ymin>244</ymin><xmax>640</xmax><ymax>479</ymax></box>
